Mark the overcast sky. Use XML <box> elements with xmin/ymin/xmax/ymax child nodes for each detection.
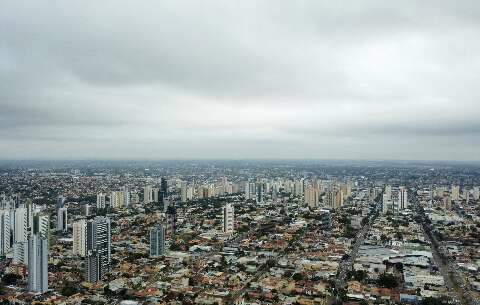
<box><xmin>1</xmin><ymin>1</ymin><xmax>479</xmax><ymax>160</ymax></box>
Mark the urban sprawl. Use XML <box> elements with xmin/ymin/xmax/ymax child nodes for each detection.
<box><xmin>0</xmin><ymin>161</ymin><xmax>479</xmax><ymax>305</ymax></box>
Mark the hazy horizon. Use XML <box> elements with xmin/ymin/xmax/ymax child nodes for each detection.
<box><xmin>1</xmin><ymin>1</ymin><xmax>480</xmax><ymax>160</ymax></box>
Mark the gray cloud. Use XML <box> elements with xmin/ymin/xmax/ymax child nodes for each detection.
<box><xmin>0</xmin><ymin>0</ymin><xmax>479</xmax><ymax>160</ymax></box>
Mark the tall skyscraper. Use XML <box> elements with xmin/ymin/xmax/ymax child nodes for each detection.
<box><xmin>304</xmin><ymin>186</ymin><xmax>319</xmax><ymax>208</ymax></box>
<box><xmin>83</xmin><ymin>204</ymin><xmax>92</xmax><ymax>217</ymax></box>
<box><xmin>56</xmin><ymin>195</ymin><xmax>65</xmax><ymax>210</ymax></box>
<box><xmin>180</xmin><ymin>182</ymin><xmax>187</xmax><ymax>202</ymax></box>
<box><xmin>256</xmin><ymin>183</ymin><xmax>264</xmax><ymax>203</ymax></box>
<box><xmin>294</xmin><ymin>180</ymin><xmax>304</xmax><ymax>197</ymax></box>
<box><xmin>110</xmin><ymin>191</ymin><xmax>125</xmax><ymax>209</ymax></box>
<box><xmin>33</xmin><ymin>214</ymin><xmax>49</xmax><ymax>239</ymax></box>
<box><xmin>451</xmin><ymin>185</ymin><xmax>460</xmax><ymax>201</ymax></box>
<box><xmin>244</xmin><ymin>182</ymin><xmax>251</xmax><ymax>200</ymax></box>
<box><xmin>144</xmin><ymin>185</ymin><xmax>153</xmax><ymax>204</ymax></box>
<box><xmin>86</xmin><ymin>251</ymin><xmax>101</xmax><ymax>283</ymax></box>
<box><xmin>222</xmin><ymin>203</ymin><xmax>234</xmax><ymax>234</ymax></box>
<box><xmin>382</xmin><ymin>193</ymin><xmax>393</xmax><ymax>214</ymax></box>
<box><xmin>26</xmin><ymin>199</ymin><xmax>35</xmax><ymax>231</ymax></box>
<box><xmin>152</xmin><ymin>188</ymin><xmax>160</xmax><ymax>203</ymax></box>
<box><xmin>150</xmin><ymin>225</ymin><xmax>166</xmax><ymax>257</ymax></box>
<box><xmin>161</xmin><ymin>178</ymin><xmax>168</xmax><ymax>194</ymax></box>
<box><xmin>221</xmin><ymin>177</ymin><xmax>228</xmax><ymax>195</ymax></box>
<box><xmin>123</xmin><ymin>186</ymin><xmax>130</xmax><ymax>208</ymax></box>
<box><xmin>464</xmin><ymin>188</ymin><xmax>470</xmax><ymax>202</ymax></box>
<box><xmin>96</xmin><ymin>193</ymin><xmax>106</xmax><ymax>209</ymax></box>
<box><xmin>473</xmin><ymin>186</ymin><xmax>480</xmax><ymax>201</ymax></box>
<box><xmin>57</xmin><ymin>207</ymin><xmax>68</xmax><ymax>232</ymax></box>
<box><xmin>73</xmin><ymin>219</ymin><xmax>87</xmax><ymax>257</ymax></box>
<box><xmin>0</xmin><ymin>210</ymin><xmax>11</xmax><ymax>255</ymax></box>
<box><xmin>14</xmin><ymin>207</ymin><xmax>28</xmax><ymax>243</ymax></box>
<box><xmin>28</xmin><ymin>234</ymin><xmax>48</xmax><ymax>293</ymax></box>
<box><xmin>385</xmin><ymin>185</ymin><xmax>392</xmax><ymax>200</ymax></box>
<box><xmin>398</xmin><ymin>186</ymin><xmax>408</xmax><ymax>210</ymax></box>
<box><xmin>13</xmin><ymin>241</ymin><xmax>27</xmax><ymax>264</ymax></box>
<box><xmin>86</xmin><ymin>216</ymin><xmax>111</xmax><ymax>282</ymax></box>
<box><xmin>326</xmin><ymin>190</ymin><xmax>343</xmax><ymax>209</ymax></box>
<box><xmin>165</xmin><ymin>206</ymin><xmax>177</xmax><ymax>236</ymax></box>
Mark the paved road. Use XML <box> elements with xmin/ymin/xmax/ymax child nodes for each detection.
<box><xmin>334</xmin><ymin>198</ymin><xmax>382</xmax><ymax>294</ymax></box>
<box><xmin>412</xmin><ymin>197</ymin><xmax>479</xmax><ymax>305</ymax></box>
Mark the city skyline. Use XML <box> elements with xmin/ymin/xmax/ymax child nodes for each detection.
<box><xmin>1</xmin><ymin>1</ymin><xmax>480</xmax><ymax>160</ymax></box>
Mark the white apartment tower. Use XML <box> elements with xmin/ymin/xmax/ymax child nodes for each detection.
<box><xmin>398</xmin><ymin>186</ymin><xmax>408</xmax><ymax>210</ymax></box>
<box><xmin>110</xmin><ymin>191</ymin><xmax>125</xmax><ymax>209</ymax></box>
<box><xmin>57</xmin><ymin>207</ymin><xmax>68</xmax><ymax>232</ymax></box>
<box><xmin>14</xmin><ymin>207</ymin><xmax>28</xmax><ymax>243</ymax></box>
<box><xmin>451</xmin><ymin>185</ymin><xmax>460</xmax><ymax>201</ymax></box>
<box><xmin>222</xmin><ymin>203</ymin><xmax>234</xmax><ymax>234</ymax></box>
<box><xmin>33</xmin><ymin>214</ymin><xmax>49</xmax><ymax>239</ymax></box>
<box><xmin>73</xmin><ymin>219</ymin><xmax>87</xmax><ymax>257</ymax></box>
<box><xmin>0</xmin><ymin>210</ymin><xmax>11</xmax><ymax>255</ymax></box>
<box><xmin>473</xmin><ymin>186</ymin><xmax>480</xmax><ymax>201</ymax></box>
<box><xmin>96</xmin><ymin>193</ymin><xmax>106</xmax><ymax>209</ymax></box>
<box><xmin>385</xmin><ymin>185</ymin><xmax>392</xmax><ymax>200</ymax></box>
<box><xmin>144</xmin><ymin>185</ymin><xmax>153</xmax><ymax>203</ymax></box>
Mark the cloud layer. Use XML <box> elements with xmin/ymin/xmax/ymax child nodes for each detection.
<box><xmin>1</xmin><ymin>1</ymin><xmax>479</xmax><ymax>160</ymax></box>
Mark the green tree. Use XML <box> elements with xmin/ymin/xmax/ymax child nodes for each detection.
<box><xmin>377</xmin><ymin>273</ymin><xmax>398</xmax><ymax>288</ymax></box>
<box><xmin>2</xmin><ymin>273</ymin><xmax>21</xmax><ymax>285</ymax></box>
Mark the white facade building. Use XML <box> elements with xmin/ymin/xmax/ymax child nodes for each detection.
<box><xmin>222</xmin><ymin>203</ymin><xmax>234</xmax><ymax>234</ymax></box>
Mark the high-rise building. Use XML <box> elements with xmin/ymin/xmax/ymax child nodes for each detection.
<box><xmin>86</xmin><ymin>216</ymin><xmax>111</xmax><ymax>282</ymax></box>
<box><xmin>464</xmin><ymin>188</ymin><xmax>470</xmax><ymax>202</ymax></box>
<box><xmin>398</xmin><ymin>186</ymin><xmax>408</xmax><ymax>210</ymax></box>
<box><xmin>161</xmin><ymin>178</ymin><xmax>168</xmax><ymax>194</ymax></box>
<box><xmin>123</xmin><ymin>186</ymin><xmax>130</xmax><ymax>208</ymax></box>
<box><xmin>33</xmin><ymin>214</ymin><xmax>49</xmax><ymax>239</ymax></box>
<box><xmin>180</xmin><ymin>182</ymin><xmax>187</xmax><ymax>202</ymax></box>
<box><xmin>150</xmin><ymin>225</ymin><xmax>166</xmax><ymax>257</ymax></box>
<box><xmin>385</xmin><ymin>185</ymin><xmax>392</xmax><ymax>200</ymax></box>
<box><xmin>130</xmin><ymin>192</ymin><xmax>140</xmax><ymax>205</ymax></box>
<box><xmin>326</xmin><ymin>190</ymin><xmax>342</xmax><ymax>209</ymax></box>
<box><xmin>96</xmin><ymin>193</ymin><xmax>106</xmax><ymax>209</ymax></box>
<box><xmin>110</xmin><ymin>191</ymin><xmax>125</xmax><ymax>209</ymax></box>
<box><xmin>443</xmin><ymin>196</ymin><xmax>452</xmax><ymax>210</ymax></box>
<box><xmin>86</xmin><ymin>251</ymin><xmax>101</xmax><ymax>283</ymax></box>
<box><xmin>221</xmin><ymin>177</ymin><xmax>228</xmax><ymax>195</ymax></box>
<box><xmin>0</xmin><ymin>210</ymin><xmax>11</xmax><ymax>255</ymax></box>
<box><xmin>222</xmin><ymin>203</ymin><xmax>234</xmax><ymax>234</ymax></box>
<box><xmin>473</xmin><ymin>186</ymin><xmax>480</xmax><ymax>201</ymax></box>
<box><xmin>451</xmin><ymin>185</ymin><xmax>460</xmax><ymax>201</ymax></box>
<box><xmin>165</xmin><ymin>206</ymin><xmax>177</xmax><ymax>236</ymax></box>
<box><xmin>382</xmin><ymin>193</ymin><xmax>393</xmax><ymax>214</ymax></box>
<box><xmin>28</xmin><ymin>234</ymin><xmax>48</xmax><ymax>293</ymax></box>
<box><xmin>73</xmin><ymin>219</ymin><xmax>87</xmax><ymax>257</ymax></box>
<box><xmin>26</xmin><ymin>199</ymin><xmax>35</xmax><ymax>231</ymax></box>
<box><xmin>256</xmin><ymin>183</ymin><xmax>264</xmax><ymax>203</ymax></box>
<box><xmin>244</xmin><ymin>182</ymin><xmax>251</xmax><ymax>200</ymax></box>
<box><xmin>187</xmin><ymin>186</ymin><xmax>194</xmax><ymax>201</ymax></box>
<box><xmin>12</xmin><ymin>241</ymin><xmax>27</xmax><ymax>264</ymax></box>
<box><xmin>152</xmin><ymin>188</ymin><xmax>159</xmax><ymax>203</ymax></box>
<box><xmin>144</xmin><ymin>185</ymin><xmax>153</xmax><ymax>204</ymax></box>
<box><xmin>304</xmin><ymin>186</ymin><xmax>319</xmax><ymax>208</ymax></box>
<box><xmin>84</xmin><ymin>204</ymin><xmax>92</xmax><ymax>217</ymax></box>
<box><xmin>56</xmin><ymin>195</ymin><xmax>65</xmax><ymax>210</ymax></box>
<box><xmin>57</xmin><ymin>207</ymin><xmax>68</xmax><ymax>232</ymax></box>
<box><xmin>294</xmin><ymin>180</ymin><xmax>304</xmax><ymax>197</ymax></box>
<box><xmin>14</xmin><ymin>207</ymin><xmax>28</xmax><ymax>243</ymax></box>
